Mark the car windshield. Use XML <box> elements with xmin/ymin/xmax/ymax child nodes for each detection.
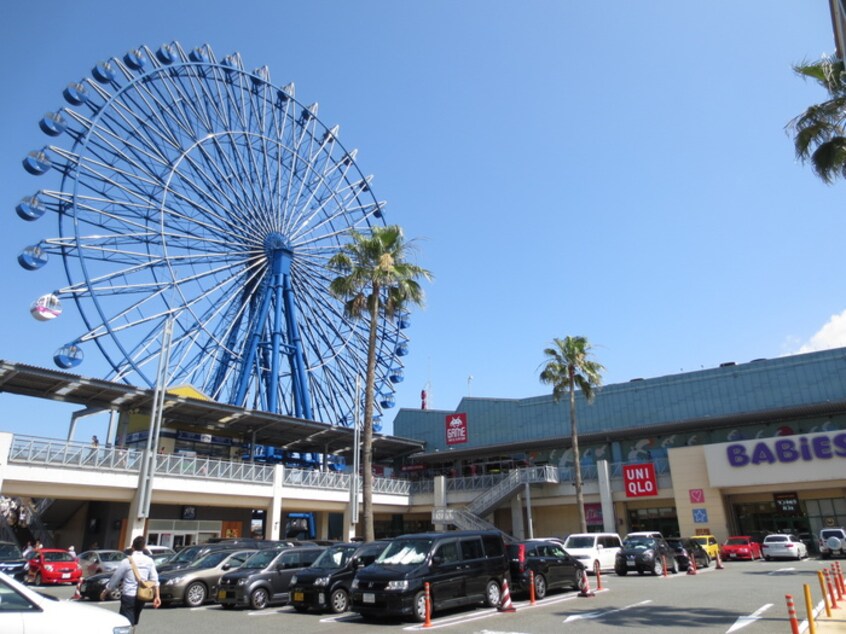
<box><xmin>240</xmin><ymin>549</ymin><xmax>280</xmax><ymax>569</ymax></box>
<box><xmin>623</xmin><ymin>538</ymin><xmax>656</xmax><ymax>550</ymax></box>
<box><xmin>191</xmin><ymin>551</ymin><xmax>232</xmax><ymax>569</ymax></box>
<box><xmin>0</xmin><ymin>544</ymin><xmax>22</xmax><ymax>558</ymax></box>
<box><xmin>99</xmin><ymin>552</ymin><xmax>126</xmax><ymax>562</ymax></box>
<box><xmin>666</xmin><ymin>540</ymin><xmax>684</xmax><ymax>548</ymax></box>
<box><xmin>170</xmin><ymin>546</ymin><xmax>202</xmax><ymax>564</ymax></box>
<box><xmin>311</xmin><ymin>545</ymin><xmax>356</xmax><ymax>569</ymax></box>
<box><xmin>726</xmin><ymin>538</ymin><xmax>749</xmax><ymax>545</ymax></box>
<box><xmin>564</xmin><ymin>536</ymin><xmax>596</xmax><ymax>549</ymax></box>
<box><xmin>376</xmin><ymin>539</ymin><xmax>432</xmax><ymax>565</ymax></box>
<box><xmin>691</xmin><ymin>537</ymin><xmax>707</xmax><ymax>545</ymax></box>
<box><xmin>766</xmin><ymin>535</ymin><xmax>788</xmax><ymax>543</ymax></box>
<box><xmin>44</xmin><ymin>551</ymin><xmax>75</xmax><ymax>562</ymax></box>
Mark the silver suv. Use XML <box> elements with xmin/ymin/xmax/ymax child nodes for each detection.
<box><xmin>819</xmin><ymin>528</ymin><xmax>846</xmax><ymax>559</ymax></box>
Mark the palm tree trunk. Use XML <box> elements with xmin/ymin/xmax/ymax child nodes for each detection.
<box><xmin>361</xmin><ymin>291</ymin><xmax>380</xmax><ymax>542</ymax></box>
<box><xmin>569</xmin><ymin>368</ymin><xmax>586</xmax><ymax>533</ymax></box>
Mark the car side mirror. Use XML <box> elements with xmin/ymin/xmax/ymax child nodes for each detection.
<box><xmin>222</xmin><ymin>564</ymin><xmax>231</xmax><ymax>571</ymax></box>
<box><xmin>597</xmin><ymin>544</ymin><xmax>604</xmax><ymax>550</ymax></box>
<box><xmin>431</xmin><ymin>555</ymin><xmax>443</xmax><ymax>567</ymax></box>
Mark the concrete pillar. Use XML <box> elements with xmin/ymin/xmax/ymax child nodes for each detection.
<box><xmin>125</xmin><ymin>488</ymin><xmax>148</xmax><ymax>547</ymax></box>
<box><xmin>266</xmin><ymin>465</ymin><xmax>284</xmax><ymax>541</ymax></box>
<box><xmin>510</xmin><ymin>495</ymin><xmax>525</xmax><ymax>540</ymax></box>
<box><xmin>597</xmin><ymin>459</ymin><xmax>617</xmax><ymax>533</ymax></box>
<box><xmin>317</xmin><ymin>510</ymin><xmax>329</xmax><ymax>540</ymax></box>
<box><xmin>433</xmin><ymin>475</ymin><xmax>447</xmax><ymax>531</ymax></box>
<box><xmin>342</xmin><ymin>506</ymin><xmax>358</xmax><ymax>541</ymax></box>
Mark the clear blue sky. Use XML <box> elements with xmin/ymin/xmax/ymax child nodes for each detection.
<box><xmin>1</xmin><ymin>1</ymin><xmax>843</xmax><ymax>441</ymax></box>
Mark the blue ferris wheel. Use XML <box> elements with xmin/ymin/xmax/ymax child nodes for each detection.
<box><xmin>17</xmin><ymin>42</ymin><xmax>410</xmax><ymax>427</ymax></box>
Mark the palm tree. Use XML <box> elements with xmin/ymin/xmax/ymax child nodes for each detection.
<box><xmin>328</xmin><ymin>225</ymin><xmax>431</xmax><ymax>541</ymax></box>
<box><xmin>539</xmin><ymin>336</ymin><xmax>604</xmax><ymax>533</ymax></box>
<box><xmin>788</xmin><ymin>56</ymin><xmax>846</xmax><ymax>184</ymax></box>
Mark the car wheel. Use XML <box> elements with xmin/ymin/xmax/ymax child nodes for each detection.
<box><xmin>670</xmin><ymin>558</ymin><xmax>678</xmax><ymax>574</ymax></box>
<box><xmin>533</xmin><ymin>573</ymin><xmax>547</xmax><ymax>600</ymax></box>
<box><xmin>573</xmin><ymin>568</ymin><xmax>584</xmax><ymax>591</ymax></box>
<box><xmin>483</xmin><ymin>579</ymin><xmax>501</xmax><ymax>608</ymax></box>
<box><xmin>184</xmin><ymin>581</ymin><xmax>207</xmax><ymax>608</ymax></box>
<box><xmin>329</xmin><ymin>588</ymin><xmax>349</xmax><ymax>614</ymax></box>
<box><xmin>652</xmin><ymin>559</ymin><xmax>663</xmax><ymax>576</ymax></box>
<box><xmin>615</xmin><ymin>565</ymin><xmax>627</xmax><ymax>576</ymax></box>
<box><xmin>34</xmin><ymin>573</ymin><xmax>42</xmax><ymax>586</ymax></box>
<box><xmin>412</xmin><ymin>590</ymin><xmax>427</xmax><ymax>623</ymax></box>
<box><xmin>249</xmin><ymin>587</ymin><xmax>269</xmax><ymax>610</ymax></box>
<box><xmin>702</xmin><ymin>555</ymin><xmax>710</xmax><ymax>568</ymax></box>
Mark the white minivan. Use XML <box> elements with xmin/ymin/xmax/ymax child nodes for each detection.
<box><xmin>562</xmin><ymin>533</ymin><xmax>623</xmax><ymax>573</ymax></box>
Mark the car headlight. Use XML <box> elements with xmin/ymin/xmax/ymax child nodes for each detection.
<box><xmin>290</xmin><ymin>575</ymin><xmax>298</xmax><ymax>585</ymax></box>
<box><xmin>351</xmin><ymin>578</ymin><xmax>359</xmax><ymax>589</ymax></box>
<box><xmin>640</xmin><ymin>550</ymin><xmax>654</xmax><ymax>560</ymax></box>
<box><xmin>165</xmin><ymin>577</ymin><xmax>184</xmax><ymax>586</ymax></box>
<box><xmin>314</xmin><ymin>576</ymin><xmax>330</xmax><ymax>587</ymax></box>
<box><xmin>237</xmin><ymin>577</ymin><xmax>248</xmax><ymax>586</ymax></box>
<box><xmin>44</xmin><ymin>565</ymin><xmax>54</xmax><ymax>571</ymax></box>
<box><xmin>386</xmin><ymin>580</ymin><xmax>409</xmax><ymax>591</ymax></box>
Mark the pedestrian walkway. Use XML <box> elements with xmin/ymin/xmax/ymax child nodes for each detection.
<box><xmin>812</xmin><ymin>607</ymin><xmax>846</xmax><ymax>633</ymax></box>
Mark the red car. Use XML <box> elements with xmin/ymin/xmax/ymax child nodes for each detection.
<box><xmin>26</xmin><ymin>548</ymin><xmax>82</xmax><ymax>585</ymax></box>
<box><xmin>720</xmin><ymin>536</ymin><xmax>762</xmax><ymax>561</ymax></box>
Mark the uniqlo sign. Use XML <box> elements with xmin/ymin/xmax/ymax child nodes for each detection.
<box><xmin>445</xmin><ymin>413</ymin><xmax>468</xmax><ymax>445</ymax></box>
<box><xmin>622</xmin><ymin>463</ymin><xmax>658</xmax><ymax>497</ymax></box>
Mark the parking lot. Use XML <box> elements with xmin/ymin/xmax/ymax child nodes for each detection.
<box><xmin>40</xmin><ymin>557</ymin><xmax>835</xmax><ymax>634</ymax></box>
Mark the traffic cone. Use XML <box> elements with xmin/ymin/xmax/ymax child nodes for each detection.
<box><xmin>71</xmin><ymin>580</ymin><xmax>82</xmax><ymax>600</ymax></box>
<box><xmin>687</xmin><ymin>552</ymin><xmax>698</xmax><ymax>575</ymax></box>
<box><xmin>578</xmin><ymin>568</ymin><xmax>595</xmax><ymax>598</ymax></box>
<box><xmin>715</xmin><ymin>551</ymin><xmax>724</xmax><ymax>570</ymax></box>
<box><xmin>498</xmin><ymin>578</ymin><xmax>516</xmax><ymax>612</ymax></box>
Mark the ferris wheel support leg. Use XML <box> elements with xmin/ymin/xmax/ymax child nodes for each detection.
<box><xmin>283</xmin><ymin>275</ymin><xmax>312</xmax><ymax>420</ymax></box>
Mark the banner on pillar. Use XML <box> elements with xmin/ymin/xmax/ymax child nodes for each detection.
<box><xmin>585</xmin><ymin>502</ymin><xmax>603</xmax><ymax>525</ymax></box>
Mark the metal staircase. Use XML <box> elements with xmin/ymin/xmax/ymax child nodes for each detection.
<box><xmin>432</xmin><ymin>465</ymin><xmax>559</xmax><ymax>542</ymax></box>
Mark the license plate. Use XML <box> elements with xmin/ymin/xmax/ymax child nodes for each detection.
<box><xmin>293</xmin><ymin>592</ymin><xmax>304</xmax><ymax>602</ymax></box>
<box><xmin>363</xmin><ymin>592</ymin><xmax>375</xmax><ymax>604</ymax></box>
<box><xmin>218</xmin><ymin>590</ymin><xmax>227</xmax><ymax>600</ymax></box>
<box><xmin>730</xmin><ymin>554</ymin><xmax>737</xmax><ymax>558</ymax></box>
<box><xmin>62</xmin><ymin>573</ymin><xmax>71</xmax><ymax>579</ymax></box>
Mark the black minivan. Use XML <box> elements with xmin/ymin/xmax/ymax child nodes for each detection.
<box><xmin>289</xmin><ymin>541</ymin><xmax>389</xmax><ymax>613</ymax></box>
<box><xmin>350</xmin><ymin>530</ymin><xmax>508</xmax><ymax>622</ymax></box>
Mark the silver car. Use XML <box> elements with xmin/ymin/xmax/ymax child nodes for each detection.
<box><xmin>159</xmin><ymin>549</ymin><xmax>255</xmax><ymax>607</ymax></box>
<box><xmin>761</xmin><ymin>534</ymin><xmax>807</xmax><ymax>560</ymax></box>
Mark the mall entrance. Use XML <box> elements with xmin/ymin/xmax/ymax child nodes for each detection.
<box><xmin>627</xmin><ymin>506</ymin><xmax>680</xmax><ymax>537</ymax></box>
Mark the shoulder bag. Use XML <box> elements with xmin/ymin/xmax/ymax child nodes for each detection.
<box><xmin>128</xmin><ymin>556</ymin><xmax>156</xmax><ymax>602</ymax></box>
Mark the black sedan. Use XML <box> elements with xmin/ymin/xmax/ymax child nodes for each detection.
<box><xmin>506</xmin><ymin>539</ymin><xmax>585</xmax><ymax>599</ymax></box>
<box><xmin>614</xmin><ymin>536</ymin><xmax>678</xmax><ymax>576</ymax></box>
<box><xmin>666</xmin><ymin>538</ymin><xmax>710</xmax><ymax>571</ymax></box>
<box><xmin>78</xmin><ymin>571</ymin><xmax>117</xmax><ymax>601</ymax></box>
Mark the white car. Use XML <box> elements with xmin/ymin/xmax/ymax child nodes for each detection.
<box><xmin>0</xmin><ymin>571</ymin><xmax>131</xmax><ymax>634</ymax></box>
<box><xmin>761</xmin><ymin>534</ymin><xmax>808</xmax><ymax>560</ymax></box>
<box><xmin>563</xmin><ymin>533</ymin><xmax>623</xmax><ymax>573</ymax></box>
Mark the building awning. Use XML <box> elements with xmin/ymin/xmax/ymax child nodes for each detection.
<box><xmin>0</xmin><ymin>360</ymin><xmax>423</xmax><ymax>462</ymax></box>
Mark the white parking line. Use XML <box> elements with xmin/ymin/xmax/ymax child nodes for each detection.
<box><xmin>402</xmin><ymin>590</ymin><xmax>608</xmax><ymax>631</ymax></box>
<box><xmin>725</xmin><ymin>603</ymin><xmax>773</xmax><ymax>633</ymax></box>
<box><xmin>563</xmin><ymin>599</ymin><xmax>652</xmax><ymax>623</ymax></box>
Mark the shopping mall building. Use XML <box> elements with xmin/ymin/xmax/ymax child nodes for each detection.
<box><xmin>391</xmin><ymin>347</ymin><xmax>846</xmax><ymax>544</ymax></box>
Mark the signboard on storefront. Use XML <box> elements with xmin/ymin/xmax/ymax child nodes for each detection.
<box><xmin>704</xmin><ymin>430</ymin><xmax>846</xmax><ymax>487</ymax></box>
<box><xmin>774</xmin><ymin>492</ymin><xmax>800</xmax><ymax>516</ymax></box>
<box><xmin>622</xmin><ymin>463</ymin><xmax>658</xmax><ymax>497</ymax></box>
<box><xmin>585</xmin><ymin>502</ymin><xmax>603</xmax><ymax>525</ymax></box>
<box><xmin>446</xmin><ymin>413</ymin><xmax>468</xmax><ymax>445</ymax></box>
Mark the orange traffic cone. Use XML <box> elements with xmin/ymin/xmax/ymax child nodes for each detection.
<box><xmin>578</xmin><ymin>568</ymin><xmax>595</xmax><ymax>597</ymax></box>
<box><xmin>715</xmin><ymin>551</ymin><xmax>724</xmax><ymax>570</ymax></box>
<box><xmin>687</xmin><ymin>552</ymin><xmax>698</xmax><ymax>575</ymax></box>
<box><xmin>498</xmin><ymin>578</ymin><xmax>516</xmax><ymax>612</ymax></box>
<box><xmin>71</xmin><ymin>580</ymin><xmax>82</xmax><ymax>600</ymax></box>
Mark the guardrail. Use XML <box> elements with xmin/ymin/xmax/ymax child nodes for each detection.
<box><xmin>283</xmin><ymin>469</ymin><xmax>411</xmax><ymax>495</ymax></box>
<box><xmin>155</xmin><ymin>454</ymin><xmax>275</xmax><ymax>484</ymax></box>
<box><xmin>9</xmin><ymin>436</ymin><xmax>143</xmax><ymax>473</ymax></box>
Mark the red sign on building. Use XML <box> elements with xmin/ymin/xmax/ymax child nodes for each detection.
<box><xmin>446</xmin><ymin>413</ymin><xmax>468</xmax><ymax>445</ymax></box>
<box><xmin>622</xmin><ymin>463</ymin><xmax>658</xmax><ymax>498</ymax></box>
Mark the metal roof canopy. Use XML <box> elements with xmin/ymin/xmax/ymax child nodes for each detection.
<box><xmin>0</xmin><ymin>360</ymin><xmax>423</xmax><ymax>462</ymax></box>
